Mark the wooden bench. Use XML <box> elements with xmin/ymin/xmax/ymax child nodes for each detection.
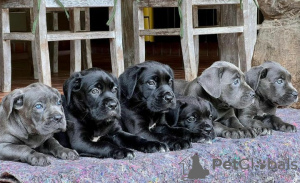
<box><xmin>0</xmin><ymin>0</ymin><xmax>124</xmax><ymax>92</ymax></box>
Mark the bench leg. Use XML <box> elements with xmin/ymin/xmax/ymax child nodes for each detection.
<box><xmin>51</xmin><ymin>12</ymin><xmax>59</xmax><ymax>73</ymax></box>
<box><xmin>0</xmin><ymin>9</ymin><xmax>11</xmax><ymax>92</ymax></box>
<box><xmin>82</xmin><ymin>8</ymin><xmax>92</xmax><ymax>69</ymax></box>
<box><xmin>193</xmin><ymin>6</ymin><xmax>199</xmax><ymax>72</ymax></box>
<box><xmin>133</xmin><ymin>1</ymin><xmax>145</xmax><ymax>65</ymax></box>
<box><xmin>109</xmin><ymin>0</ymin><xmax>124</xmax><ymax>77</ymax></box>
<box><xmin>70</xmin><ymin>8</ymin><xmax>81</xmax><ymax>74</ymax></box>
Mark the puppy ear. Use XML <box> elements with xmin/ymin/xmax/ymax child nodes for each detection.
<box><xmin>163</xmin><ymin>64</ymin><xmax>175</xmax><ymax>90</ymax></box>
<box><xmin>165</xmin><ymin>100</ymin><xmax>187</xmax><ymax>126</ymax></box>
<box><xmin>197</xmin><ymin>67</ymin><xmax>224</xmax><ymax>98</ymax></box>
<box><xmin>2</xmin><ymin>89</ymin><xmax>24</xmax><ymax>119</ymax></box>
<box><xmin>119</xmin><ymin>66</ymin><xmax>144</xmax><ymax>100</ymax></box>
<box><xmin>63</xmin><ymin>72</ymin><xmax>82</xmax><ymax>105</ymax></box>
<box><xmin>245</xmin><ymin>66</ymin><xmax>267</xmax><ymax>91</ymax></box>
<box><xmin>209</xmin><ymin>102</ymin><xmax>218</xmax><ymax>120</ymax></box>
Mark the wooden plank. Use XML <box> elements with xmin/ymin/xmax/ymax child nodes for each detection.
<box><xmin>2</xmin><ymin>0</ymin><xmax>33</xmax><ymax>8</ymax></box>
<box><xmin>51</xmin><ymin>12</ymin><xmax>59</xmax><ymax>73</ymax></box>
<box><xmin>109</xmin><ymin>0</ymin><xmax>124</xmax><ymax>77</ymax></box>
<box><xmin>133</xmin><ymin>2</ymin><xmax>145</xmax><ymax>64</ymax></box>
<box><xmin>137</xmin><ymin>0</ymin><xmax>178</xmax><ymax>7</ymax></box>
<box><xmin>0</xmin><ymin>8</ymin><xmax>12</xmax><ymax>92</ymax></box>
<box><xmin>180</xmin><ymin>0</ymin><xmax>197</xmax><ymax>81</ymax></box>
<box><xmin>3</xmin><ymin>32</ymin><xmax>34</xmax><ymax>41</ymax></box>
<box><xmin>45</xmin><ymin>0</ymin><xmax>114</xmax><ymax>8</ymax></box>
<box><xmin>33</xmin><ymin>0</ymin><xmax>52</xmax><ymax>86</ymax></box>
<box><xmin>81</xmin><ymin>8</ymin><xmax>92</xmax><ymax>69</ymax></box>
<box><xmin>70</xmin><ymin>8</ymin><xmax>81</xmax><ymax>74</ymax></box>
<box><xmin>139</xmin><ymin>28</ymin><xmax>180</xmax><ymax>36</ymax></box>
<box><xmin>30</xmin><ymin>8</ymin><xmax>38</xmax><ymax>79</ymax></box>
<box><xmin>193</xmin><ymin>26</ymin><xmax>243</xmax><ymax>35</ymax></box>
<box><xmin>192</xmin><ymin>0</ymin><xmax>240</xmax><ymax>5</ymax></box>
<box><xmin>47</xmin><ymin>31</ymin><xmax>115</xmax><ymax>41</ymax></box>
<box><xmin>193</xmin><ymin>6</ymin><xmax>199</xmax><ymax>72</ymax></box>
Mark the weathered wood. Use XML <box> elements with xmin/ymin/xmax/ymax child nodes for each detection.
<box><xmin>51</xmin><ymin>12</ymin><xmax>59</xmax><ymax>73</ymax></box>
<box><xmin>193</xmin><ymin>6</ymin><xmax>199</xmax><ymax>70</ymax></box>
<box><xmin>45</xmin><ymin>0</ymin><xmax>114</xmax><ymax>8</ymax></box>
<box><xmin>137</xmin><ymin>0</ymin><xmax>178</xmax><ymax>7</ymax></box>
<box><xmin>3</xmin><ymin>32</ymin><xmax>34</xmax><ymax>41</ymax></box>
<box><xmin>140</xmin><ymin>28</ymin><xmax>180</xmax><ymax>36</ymax></box>
<box><xmin>109</xmin><ymin>0</ymin><xmax>124</xmax><ymax>77</ymax></box>
<box><xmin>181</xmin><ymin>0</ymin><xmax>198</xmax><ymax>81</ymax></box>
<box><xmin>81</xmin><ymin>8</ymin><xmax>92</xmax><ymax>69</ymax></box>
<box><xmin>47</xmin><ymin>31</ymin><xmax>115</xmax><ymax>41</ymax></box>
<box><xmin>192</xmin><ymin>0</ymin><xmax>240</xmax><ymax>5</ymax></box>
<box><xmin>193</xmin><ymin>26</ymin><xmax>244</xmax><ymax>35</ymax></box>
<box><xmin>0</xmin><ymin>8</ymin><xmax>11</xmax><ymax>92</ymax></box>
<box><xmin>33</xmin><ymin>0</ymin><xmax>51</xmax><ymax>86</ymax></box>
<box><xmin>30</xmin><ymin>8</ymin><xmax>38</xmax><ymax>79</ymax></box>
<box><xmin>133</xmin><ymin>1</ymin><xmax>145</xmax><ymax>64</ymax></box>
<box><xmin>70</xmin><ymin>8</ymin><xmax>81</xmax><ymax>74</ymax></box>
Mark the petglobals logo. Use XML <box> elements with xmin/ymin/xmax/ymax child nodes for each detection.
<box><xmin>179</xmin><ymin>153</ymin><xmax>298</xmax><ymax>181</ymax></box>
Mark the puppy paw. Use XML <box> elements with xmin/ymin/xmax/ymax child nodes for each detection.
<box><xmin>254</xmin><ymin>127</ymin><xmax>272</xmax><ymax>136</ymax></box>
<box><xmin>166</xmin><ymin>139</ymin><xmax>192</xmax><ymax>151</ymax></box>
<box><xmin>111</xmin><ymin>148</ymin><xmax>135</xmax><ymax>160</ymax></box>
<box><xmin>140</xmin><ymin>141</ymin><xmax>169</xmax><ymax>153</ymax></box>
<box><xmin>27</xmin><ymin>152</ymin><xmax>50</xmax><ymax>166</ymax></box>
<box><xmin>222</xmin><ymin>128</ymin><xmax>257</xmax><ymax>139</ymax></box>
<box><xmin>55</xmin><ymin>148</ymin><xmax>79</xmax><ymax>160</ymax></box>
<box><xmin>276</xmin><ymin>122</ymin><xmax>297</xmax><ymax>133</ymax></box>
<box><xmin>189</xmin><ymin>133</ymin><xmax>211</xmax><ymax>143</ymax></box>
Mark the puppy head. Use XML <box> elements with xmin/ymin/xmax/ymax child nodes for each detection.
<box><xmin>166</xmin><ymin>96</ymin><xmax>216</xmax><ymax>139</ymax></box>
<box><xmin>119</xmin><ymin>61</ymin><xmax>176</xmax><ymax>112</ymax></box>
<box><xmin>198</xmin><ymin>61</ymin><xmax>255</xmax><ymax>109</ymax></box>
<box><xmin>2</xmin><ymin>83</ymin><xmax>66</xmax><ymax>136</ymax></box>
<box><xmin>246</xmin><ymin>61</ymin><xmax>298</xmax><ymax>106</ymax></box>
<box><xmin>63</xmin><ymin>68</ymin><xmax>120</xmax><ymax>123</ymax></box>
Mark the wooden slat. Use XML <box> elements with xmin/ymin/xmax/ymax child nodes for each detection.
<box><xmin>70</xmin><ymin>8</ymin><xmax>81</xmax><ymax>74</ymax></box>
<box><xmin>133</xmin><ymin>3</ymin><xmax>145</xmax><ymax>64</ymax></box>
<box><xmin>137</xmin><ymin>0</ymin><xmax>178</xmax><ymax>7</ymax></box>
<box><xmin>193</xmin><ymin>26</ymin><xmax>244</xmax><ymax>35</ymax></box>
<box><xmin>139</xmin><ymin>28</ymin><xmax>180</xmax><ymax>36</ymax></box>
<box><xmin>45</xmin><ymin>0</ymin><xmax>114</xmax><ymax>8</ymax></box>
<box><xmin>2</xmin><ymin>0</ymin><xmax>33</xmax><ymax>8</ymax></box>
<box><xmin>192</xmin><ymin>0</ymin><xmax>240</xmax><ymax>5</ymax></box>
<box><xmin>47</xmin><ymin>31</ymin><xmax>115</xmax><ymax>41</ymax></box>
<box><xmin>3</xmin><ymin>32</ymin><xmax>34</xmax><ymax>41</ymax></box>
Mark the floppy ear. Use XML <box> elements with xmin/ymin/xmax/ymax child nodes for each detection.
<box><xmin>2</xmin><ymin>89</ymin><xmax>24</xmax><ymax>119</ymax></box>
<box><xmin>119</xmin><ymin>66</ymin><xmax>144</xmax><ymax>100</ymax></box>
<box><xmin>209</xmin><ymin>102</ymin><xmax>218</xmax><ymax>120</ymax></box>
<box><xmin>165</xmin><ymin>100</ymin><xmax>187</xmax><ymax>126</ymax></box>
<box><xmin>63</xmin><ymin>72</ymin><xmax>82</xmax><ymax>105</ymax></box>
<box><xmin>197</xmin><ymin>67</ymin><xmax>224</xmax><ymax>98</ymax></box>
<box><xmin>245</xmin><ymin>66</ymin><xmax>267</xmax><ymax>91</ymax></box>
<box><xmin>163</xmin><ymin>64</ymin><xmax>175</xmax><ymax>90</ymax></box>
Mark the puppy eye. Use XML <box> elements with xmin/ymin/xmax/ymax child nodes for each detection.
<box><xmin>91</xmin><ymin>88</ymin><xmax>100</xmax><ymax>94</ymax></box>
<box><xmin>168</xmin><ymin>79</ymin><xmax>173</xmax><ymax>86</ymax></box>
<box><xmin>209</xmin><ymin>114</ymin><xmax>213</xmax><ymax>119</ymax></box>
<box><xmin>147</xmin><ymin>80</ymin><xmax>156</xmax><ymax>86</ymax></box>
<box><xmin>233</xmin><ymin>79</ymin><xmax>240</xmax><ymax>86</ymax></box>
<box><xmin>187</xmin><ymin>116</ymin><xmax>196</xmax><ymax>123</ymax></box>
<box><xmin>112</xmin><ymin>86</ymin><xmax>118</xmax><ymax>93</ymax></box>
<box><xmin>35</xmin><ymin>103</ymin><xmax>43</xmax><ymax>110</ymax></box>
<box><xmin>276</xmin><ymin>79</ymin><xmax>284</xmax><ymax>84</ymax></box>
<box><xmin>57</xmin><ymin>100</ymin><xmax>62</xmax><ymax>105</ymax></box>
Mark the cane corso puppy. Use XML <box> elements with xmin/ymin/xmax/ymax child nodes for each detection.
<box><xmin>175</xmin><ymin>61</ymin><xmax>258</xmax><ymax>139</ymax></box>
<box><xmin>119</xmin><ymin>61</ymin><xmax>197</xmax><ymax>151</ymax></box>
<box><xmin>237</xmin><ymin>61</ymin><xmax>298</xmax><ymax>133</ymax></box>
<box><xmin>0</xmin><ymin>83</ymin><xmax>78</xmax><ymax>166</ymax></box>
<box><xmin>55</xmin><ymin>68</ymin><xmax>167</xmax><ymax>160</ymax></box>
<box><xmin>165</xmin><ymin>95</ymin><xmax>217</xmax><ymax>142</ymax></box>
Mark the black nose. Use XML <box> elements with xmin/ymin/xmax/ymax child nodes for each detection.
<box><xmin>292</xmin><ymin>91</ymin><xmax>298</xmax><ymax>97</ymax></box>
<box><xmin>249</xmin><ymin>91</ymin><xmax>255</xmax><ymax>98</ymax></box>
<box><xmin>53</xmin><ymin>114</ymin><xmax>62</xmax><ymax>122</ymax></box>
<box><xmin>106</xmin><ymin>100</ymin><xmax>118</xmax><ymax>110</ymax></box>
<box><xmin>163</xmin><ymin>92</ymin><xmax>174</xmax><ymax>103</ymax></box>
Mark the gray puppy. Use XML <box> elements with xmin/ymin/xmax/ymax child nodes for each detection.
<box><xmin>175</xmin><ymin>61</ymin><xmax>257</xmax><ymax>139</ymax></box>
<box><xmin>0</xmin><ymin>83</ymin><xmax>78</xmax><ymax>166</ymax></box>
<box><xmin>237</xmin><ymin>61</ymin><xmax>298</xmax><ymax>133</ymax></box>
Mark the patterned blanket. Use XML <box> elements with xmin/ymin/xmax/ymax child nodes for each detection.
<box><xmin>0</xmin><ymin>108</ymin><xmax>299</xmax><ymax>183</ymax></box>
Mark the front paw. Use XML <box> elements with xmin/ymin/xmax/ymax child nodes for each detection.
<box><xmin>111</xmin><ymin>148</ymin><xmax>135</xmax><ymax>160</ymax></box>
<box><xmin>140</xmin><ymin>141</ymin><xmax>169</xmax><ymax>153</ymax></box>
<box><xmin>55</xmin><ymin>148</ymin><xmax>79</xmax><ymax>160</ymax></box>
<box><xmin>254</xmin><ymin>127</ymin><xmax>272</xmax><ymax>136</ymax></box>
<box><xmin>222</xmin><ymin>127</ymin><xmax>257</xmax><ymax>139</ymax></box>
<box><xmin>275</xmin><ymin>122</ymin><xmax>297</xmax><ymax>133</ymax></box>
<box><xmin>26</xmin><ymin>152</ymin><xmax>51</xmax><ymax>166</ymax></box>
<box><xmin>166</xmin><ymin>138</ymin><xmax>191</xmax><ymax>151</ymax></box>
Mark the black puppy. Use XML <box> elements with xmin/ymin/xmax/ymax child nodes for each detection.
<box><xmin>55</xmin><ymin>68</ymin><xmax>167</xmax><ymax>160</ymax></box>
<box><xmin>166</xmin><ymin>96</ymin><xmax>216</xmax><ymax>142</ymax></box>
<box><xmin>238</xmin><ymin>61</ymin><xmax>298</xmax><ymax>133</ymax></box>
<box><xmin>119</xmin><ymin>61</ymin><xmax>196</xmax><ymax>151</ymax></box>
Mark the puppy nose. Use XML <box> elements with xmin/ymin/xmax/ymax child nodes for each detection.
<box><xmin>292</xmin><ymin>91</ymin><xmax>298</xmax><ymax>97</ymax></box>
<box><xmin>106</xmin><ymin>100</ymin><xmax>118</xmax><ymax>110</ymax></box>
<box><xmin>53</xmin><ymin>114</ymin><xmax>62</xmax><ymax>122</ymax></box>
<box><xmin>163</xmin><ymin>92</ymin><xmax>174</xmax><ymax>103</ymax></box>
<box><xmin>249</xmin><ymin>91</ymin><xmax>255</xmax><ymax>98</ymax></box>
